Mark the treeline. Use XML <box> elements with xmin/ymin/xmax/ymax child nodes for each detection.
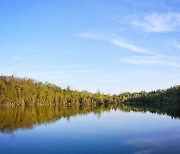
<box><xmin>125</xmin><ymin>86</ymin><xmax>180</xmax><ymax>117</ymax></box>
<box><xmin>0</xmin><ymin>75</ymin><xmax>179</xmax><ymax>110</ymax></box>
<box><xmin>0</xmin><ymin>76</ymin><xmax>124</xmax><ymax>106</ymax></box>
<box><xmin>127</xmin><ymin>86</ymin><xmax>180</xmax><ymax>103</ymax></box>
<box><xmin>126</xmin><ymin>86</ymin><xmax>180</xmax><ymax>105</ymax></box>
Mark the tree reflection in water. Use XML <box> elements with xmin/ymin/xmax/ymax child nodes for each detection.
<box><xmin>0</xmin><ymin>104</ymin><xmax>179</xmax><ymax>134</ymax></box>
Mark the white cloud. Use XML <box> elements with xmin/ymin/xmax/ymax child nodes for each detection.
<box><xmin>122</xmin><ymin>55</ymin><xmax>180</xmax><ymax>69</ymax></box>
<box><xmin>173</xmin><ymin>42</ymin><xmax>180</xmax><ymax>50</ymax></box>
<box><xmin>77</xmin><ymin>32</ymin><xmax>102</xmax><ymax>39</ymax></box>
<box><xmin>123</xmin><ymin>56</ymin><xmax>159</xmax><ymax>65</ymax></box>
<box><xmin>77</xmin><ymin>32</ymin><xmax>180</xmax><ymax>69</ymax></box>
<box><xmin>111</xmin><ymin>39</ymin><xmax>150</xmax><ymax>54</ymax></box>
<box><xmin>133</xmin><ymin>12</ymin><xmax>180</xmax><ymax>32</ymax></box>
<box><xmin>0</xmin><ymin>66</ymin><xmax>32</xmax><ymax>71</ymax></box>
<box><xmin>175</xmin><ymin>44</ymin><xmax>180</xmax><ymax>50</ymax></box>
<box><xmin>78</xmin><ymin>32</ymin><xmax>150</xmax><ymax>54</ymax></box>
<box><xmin>125</xmin><ymin>133</ymin><xmax>180</xmax><ymax>148</ymax></box>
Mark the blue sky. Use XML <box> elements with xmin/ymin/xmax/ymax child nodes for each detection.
<box><xmin>0</xmin><ymin>0</ymin><xmax>180</xmax><ymax>94</ymax></box>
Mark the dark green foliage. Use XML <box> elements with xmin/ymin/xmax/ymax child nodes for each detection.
<box><xmin>0</xmin><ymin>76</ymin><xmax>122</xmax><ymax>106</ymax></box>
<box><xmin>126</xmin><ymin>86</ymin><xmax>180</xmax><ymax>104</ymax></box>
<box><xmin>125</xmin><ymin>86</ymin><xmax>180</xmax><ymax>117</ymax></box>
<box><xmin>0</xmin><ymin>75</ymin><xmax>179</xmax><ymax>119</ymax></box>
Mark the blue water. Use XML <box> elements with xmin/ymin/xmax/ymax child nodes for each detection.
<box><xmin>0</xmin><ymin>109</ymin><xmax>180</xmax><ymax>154</ymax></box>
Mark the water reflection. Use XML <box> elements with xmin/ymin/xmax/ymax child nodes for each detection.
<box><xmin>124</xmin><ymin>130</ymin><xmax>180</xmax><ymax>153</ymax></box>
<box><xmin>0</xmin><ymin>104</ymin><xmax>179</xmax><ymax>134</ymax></box>
<box><xmin>0</xmin><ymin>104</ymin><xmax>180</xmax><ymax>154</ymax></box>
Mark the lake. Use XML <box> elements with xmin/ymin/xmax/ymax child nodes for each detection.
<box><xmin>0</xmin><ymin>105</ymin><xmax>179</xmax><ymax>154</ymax></box>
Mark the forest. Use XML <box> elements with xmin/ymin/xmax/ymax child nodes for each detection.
<box><xmin>0</xmin><ymin>76</ymin><xmax>123</xmax><ymax>106</ymax></box>
<box><xmin>0</xmin><ymin>75</ymin><xmax>179</xmax><ymax>116</ymax></box>
<box><xmin>125</xmin><ymin>85</ymin><xmax>180</xmax><ymax>118</ymax></box>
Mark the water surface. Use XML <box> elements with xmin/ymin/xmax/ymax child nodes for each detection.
<box><xmin>0</xmin><ymin>105</ymin><xmax>179</xmax><ymax>154</ymax></box>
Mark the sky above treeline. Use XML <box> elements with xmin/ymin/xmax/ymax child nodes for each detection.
<box><xmin>0</xmin><ymin>0</ymin><xmax>180</xmax><ymax>94</ymax></box>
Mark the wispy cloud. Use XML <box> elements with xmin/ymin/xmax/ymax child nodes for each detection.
<box><xmin>78</xmin><ymin>32</ymin><xmax>149</xmax><ymax>54</ymax></box>
<box><xmin>77</xmin><ymin>32</ymin><xmax>103</xmax><ymax>39</ymax></box>
<box><xmin>172</xmin><ymin>42</ymin><xmax>180</xmax><ymax>50</ymax></box>
<box><xmin>122</xmin><ymin>55</ymin><xmax>180</xmax><ymax>69</ymax></box>
<box><xmin>111</xmin><ymin>39</ymin><xmax>150</xmax><ymax>54</ymax></box>
<box><xmin>0</xmin><ymin>66</ymin><xmax>32</xmax><ymax>71</ymax></box>
<box><xmin>77</xmin><ymin>32</ymin><xmax>180</xmax><ymax>69</ymax></box>
<box><xmin>124</xmin><ymin>131</ymin><xmax>180</xmax><ymax>154</ymax></box>
<box><xmin>133</xmin><ymin>12</ymin><xmax>180</xmax><ymax>32</ymax></box>
<box><xmin>175</xmin><ymin>44</ymin><xmax>180</xmax><ymax>50</ymax></box>
<box><xmin>125</xmin><ymin>133</ymin><xmax>180</xmax><ymax>147</ymax></box>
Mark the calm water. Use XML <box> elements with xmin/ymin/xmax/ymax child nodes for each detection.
<box><xmin>0</xmin><ymin>105</ymin><xmax>179</xmax><ymax>154</ymax></box>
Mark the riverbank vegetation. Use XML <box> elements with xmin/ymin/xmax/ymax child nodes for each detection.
<box><xmin>0</xmin><ymin>75</ymin><xmax>180</xmax><ymax>133</ymax></box>
<box><xmin>125</xmin><ymin>85</ymin><xmax>180</xmax><ymax>118</ymax></box>
<box><xmin>0</xmin><ymin>75</ymin><xmax>179</xmax><ymax>119</ymax></box>
<box><xmin>0</xmin><ymin>76</ymin><xmax>124</xmax><ymax>106</ymax></box>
